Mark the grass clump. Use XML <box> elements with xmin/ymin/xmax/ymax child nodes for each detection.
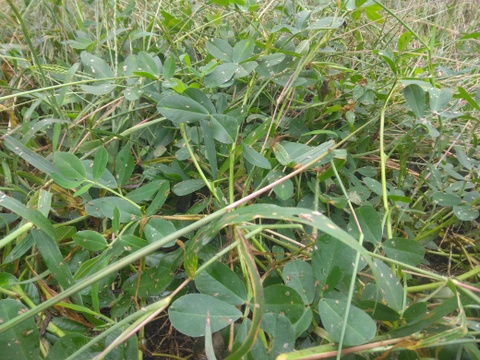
<box><xmin>1</xmin><ymin>0</ymin><xmax>479</xmax><ymax>359</ymax></box>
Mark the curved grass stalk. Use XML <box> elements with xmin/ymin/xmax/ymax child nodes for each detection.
<box><xmin>330</xmin><ymin>159</ymin><xmax>365</xmax><ymax>360</ymax></box>
<box><xmin>379</xmin><ymin>83</ymin><xmax>399</xmax><ymax>241</ymax></box>
<box><xmin>225</xmin><ymin>226</ymin><xmax>264</xmax><ymax>360</ymax></box>
<box><xmin>0</xmin><ymin>211</ymin><xmax>227</xmax><ymax>334</ymax></box>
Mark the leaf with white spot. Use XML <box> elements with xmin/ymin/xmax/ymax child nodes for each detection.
<box><xmin>428</xmin><ymin>87</ymin><xmax>452</xmax><ymax>113</ymax></box>
<box><xmin>432</xmin><ymin>192</ymin><xmax>462</xmax><ymax>206</ymax></box>
<box><xmin>32</xmin><ymin>229</ymin><xmax>81</xmax><ymax>304</ymax></box>
<box><xmin>267</xmin><ymin>170</ymin><xmax>294</xmax><ymax>200</ymax></box>
<box><xmin>263</xmin><ymin>284</ymin><xmax>305</xmax><ymax>323</ymax></box>
<box><xmin>195</xmin><ymin>261</ymin><xmax>247</xmax><ymax>306</ymax></box>
<box><xmin>206</xmin><ymin>38</ymin><xmax>233</xmax><ymax>62</ymax></box>
<box><xmin>372</xmin><ymin>260</ymin><xmax>404</xmax><ymax>311</ymax></box>
<box><xmin>143</xmin><ymin>218</ymin><xmax>177</xmax><ymax>247</ymax></box>
<box><xmin>81</xmin><ymin>83</ymin><xmax>116</xmax><ymax>95</ymax></box>
<box><xmin>261</xmin><ymin>313</ymin><xmax>295</xmax><ymax>358</ymax></box>
<box><xmin>0</xmin><ymin>299</ymin><xmax>40</xmax><ymax>359</ymax></box>
<box><xmin>80</xmin><ymin>52</ymin><xmax>114</xmax><ymax>78</ymax></box>
<box><xmin>319</xmin><ymin>298</ymin><xmax>376</xmax><ymax>346</ymax></box>
<box><xmin>356</xmin><ymin>205</ymin><xmax>382</xmax><ymax>244</ymax></box>
<box><xmin>282</xmin><ymin>260</ymin><xmax>315</xmax><ymax>304</ymax></box>
<box><xmin>122</xmin><ymin>265</ymin><xmax>174</xmax><ymax>297</ymax></box>
<box><xmin>382</xmin><ymin>238</ymin><xmax>425</xmax><ymax>266</ymax></box>
<box><xmin>204</xmin><ymin>63</ymin><xmax>237</xmax><ymax>87</ymax></box>
<box><xmin>85</xmin><ymin>197</ymin><xmax>142</xmax><ymax>223</ymax></box>
<box><xmin>453</xmin><ymin>206</ymin><xmax>479</xmax><ymax>221</ymax></box>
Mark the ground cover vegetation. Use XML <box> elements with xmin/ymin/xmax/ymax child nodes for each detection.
<box><xmin>0</xmin><ymin>0</ymin><xmax>479</xmax><ymax>358</ymax></box>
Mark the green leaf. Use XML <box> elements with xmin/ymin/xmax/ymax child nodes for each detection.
<box><xmin>358</xmin><ymin>300</ymin><xmax>401</xmax><ymax>322</ymax></box>
<box><xmin>163</xmin><ymin>54</ymin><xmax>176</xmax><ymax>80</ymax></box>
<box><xmin>282</xmin><ymin>260</ymin><xmax>315</xmax><ymax>304</ymax></box>
<box><xmin>124</xmin><ymin>86</ymin><xmax>143</xmax><ymax>101</ymax></box>
<box><xmin>382</xmin><ymin>238</ymin><xmax>425</xmax><ymax>266</ymax></box>
<box><xmin>256</xmin><ymin>53</ymin><xmax>285</xmax><ymax>77</ymax></box>
<box><xmin>51</xmin><ymin>173</ymin><xmax>81</xmax><ymax>189</ymax></box>
<box><xmin>137</xmin><ymin>51</ymin><xmax>161</xmax><ymax>78</ymax></box>
<box><xmin>200</xmin><ymin>120</ymin><xmax>219</xmax><ymax>179</ymax></box>
<box><xmin>356</xmin><ymin>205</ymin><xmax>382</xmax><ymax>244</ymax></box>
<box><xmin>388</xmin><ymin>296</ymin><xmax>458</xmax><ymax>337</ymax></box>
<box><xmin>0</xmin><ymin>299</ymin><xmax>40</xmax><ymax>360</ymax></box>
<box><xmin>146</xmin><ymin>181</ymin><xmax>170</xmax><ymax>216</ymax></box>
<box><xmin>184</xmin><ymin>88</ymin><xmax>216</xmax><ymax>114</ymax></box>
<box><xmin>4</xmin><ymin>136</ymin><xmax>58</xmax><ymax>175</ymax></box>
<box><xmin>263</xmin><ymin>284</ymin><xmax>305</xmax><ymax>323</ymax></box>
<box><xmin>143</xmin><ymin>218</ymin><xmax>177</xmax><ymax>247</ymax></box>
<box><xmin>172</xmin><ymin>179</ymin><xmax>205</xmax><ymax>196</ymax></box>
<box><xmin>85</xmin><ymin>197</ymin><xmax>142</xmax><ymax>222</ymax></box>
<box><xmin>457</xmin><ymin>86</ymin><xmax>480</xmax><ymax>111</ymax></box>
<box><xmin>453</xmin><ymin>205</ymin><xmax>479</xmax><ymax>221</ymax></box>
<box><xmin>308</xmin><ymin>16</ymin><xmax>345</xmax><ymax>29</ymax></box>
<box><xmin>206</xmin><ymin>38</ymin><xmax>233</xmax><ymax>62</ymax></box>
<box><xmin>267</xmin><ymin>170</ymin><xmax>294</xmax><ymax>200</ymax></box>
<box><xmin>81</xmin><ymin>52</ymin><xmax>114</xmax><ymax>78</ymax></box>
<box><xmin>454</xmin><ymin>146</ymin><xmax>473</xmax><ymax>170</ymax></box>
<box><xmin>126</xmin><ymin>180</ymin><xmax>168</xmax><ymax>202</ymax></box>
<box><xmin>428</xmin><ymin>87</ymin><xmax>453</xmax><ymax>113</ymax></box>
<box><xmin>3</xmin><ymin>233</ymin><xmax>35</xmax><ymax>263</ymax></box>
<box><xmin>378</xmin><ymin>49</ymin><xmax>397</xmax><ymax>75</ymax></box>
<box><xmin>53</xmin><ymin>152</ymin><xmax>87</xmax><ymax>181</ymax></box>
<box><xmin>397</xmin><ymin>31</ymin><xmax>413</xmax><ymax>51</ymax></box>
<box><xmin>272</xmin><ymin>142</ymin><xmax>295</xmax><ymax>166</ymax></box>
<box><xmin>32</xmin><ymin>229</ymin><xmax>80</xmax><ymax>304</ymax></box>
<box><xmin>432</xmin><ymin>192</ymin><xmax>462</xmax><ymax>206</ymax></box>
<box><xmin>80</xmin><ymin>83</ymin><xmax>116</xmax><ymax>95</ymax></box>
<box><xmin>169</xmin><ymin>294</ymin><xmax>242</xmax><ymax>337</ymax></box>
<box><xmin>195</xmin><ymin>261</ymin><xmax>247</xmax><ymax>306</ymax></box>
<box><xmin>82</xmin><ymin>160</ymin><xmax>117</xmax><ymax>188</ymax></box>
<box><xmin>122</xmin><ymin>265</ymin><xmax>174</xmax><ymax>297</ymax></box>
<box><xmin>312</xmin><ymin>234</ymin><xmax>359</xmax><ymax>294</ymax></box>
<box><xmin>204</xmin><ymin>63</ymin><xmax>237</xmax><ymax>87</ymax></box>
<box><xmin>92</xmin><ymin>146</ymin><xmax>108</xmax><ymax>181</ymax></box>
<box><xmin>73</xmin><ymin>230</ymin><xmax>108</xmax><ymax>251</ymax></box>
<box><xmin>293</xmin><ymin>140</ymin><xmax>336</xmax><ymax>168</ymax></box>
<box><xmin>403</xmin><ymin>84</ymin><xmax>425</xmax><ymax>118</ymax></box>
<box><xmin>210</xmin><ymin>114</ymin><xmax>238</xmax><ymax>144</ymax></box>
<box><xmin>115</xmin><ymin>144</ymin><xmax>135</xmax><ymax>186</ymax></box>
<box><xmin>363</xmin><ymin>177</ymin><xmax>383</xmax><ymax>196</ymax></box>
<box><xmin>0</xmin><ymin>191</ymin><xmax>56</xmax><ymax>240</ymax></box>
<box><xmin>403</xmin><ymin>302</ymin><xmax>427</xmax><ymax>325</ymax></box>
<box><xmin>242</xmin><ymin>142</ymin><xmax>271</xmax><ymax>169</ymax></box>
<box><xmin>114</xmin><ymin>234</ymin><xmax>147</xmax><ymax>254</ymax></box>
<box><xmin>157</xmin><ymin>95</ymin><xmax>210</xmax><ymax>125</ymax></box>
<box><xmin>261</xmin><ymin>313</ymin><xmax>295</xmax><ymax>358</ymax></box>
<box><xmin>232</xmin><ymin>39</ymin><xmax>254</xmax><ymax>63</ymax></box>
<box><xmin>113</xmin><ymin>206</ymin><xmax>120</xmax><ymax>233</ymax></box>
<box><xmin>73</xmin><ymin>182</ymin><xmax>93</xmax><ymax>197</ymax></box>
<box><xmin>318</xmin><ymin>298</ymin><xmax>376</xmax><ymax>346</ymax></box>
<box><xmin>371</xmin><ymin>260</ymin><xmax>404</xmax><ymax>311</ymax></box>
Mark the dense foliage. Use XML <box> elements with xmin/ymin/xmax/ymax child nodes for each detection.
<box><xmin>0</xmin><ymin>0</ymin><xmax>479</xmax><ymax>359</ymax></box>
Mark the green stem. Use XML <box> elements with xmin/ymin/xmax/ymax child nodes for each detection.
<box><xmin>179</xmin><ymin>123</ymin><xmax>221</xmax><ymax>204</ymax></box>
<box><xmin>0</xmin><ymin>222</ymin><xmax>33</xmax><ymax>250</ymax></box>
<box><xmin>379</xmin><ymin>83</ymin><xmax>398</xmax><ymax>241</ymax></box>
